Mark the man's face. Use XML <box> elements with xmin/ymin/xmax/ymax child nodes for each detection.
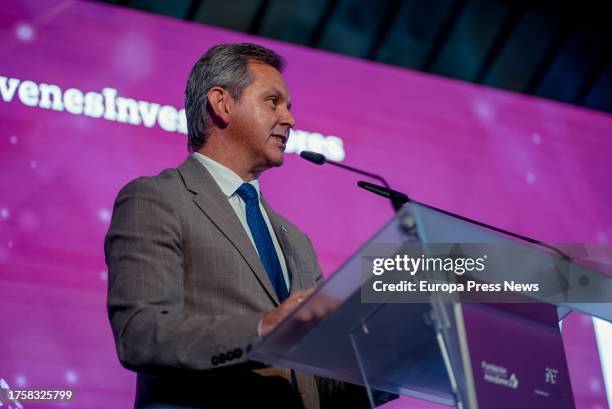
<box><xmin>229</xmin><ymin>61</ymin><xmax>295</xmax><ymax>173</ymax></box>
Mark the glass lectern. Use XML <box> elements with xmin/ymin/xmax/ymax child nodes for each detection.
<box><xmin>250</xmin><ymin>202</ymin><xmax>612</xmax><ymax>408</ymax></box>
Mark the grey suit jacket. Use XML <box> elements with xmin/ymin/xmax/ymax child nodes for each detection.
<box><xmin>105</xmin><ymin>155</ymin><xmax>324</xmax><ymax>408</ymax></box>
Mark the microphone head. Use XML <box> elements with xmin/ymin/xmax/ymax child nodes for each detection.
<box><xmin>357</xmin><ymin>180</ymin><xmax>410</xmax><ymax>204</ymax></box>
<box><xmin>299</xmin><ymin>150</ymin><xmax>326</xmax><ymax>165</ymax></box>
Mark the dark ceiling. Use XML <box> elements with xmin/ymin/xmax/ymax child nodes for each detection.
<box><xmin>96</xmin><ymin>0</ymin><xmax>612</xmax><ymax>114</ymax></box>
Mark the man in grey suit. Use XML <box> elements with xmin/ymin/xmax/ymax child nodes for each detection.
<box><xmin>105</xmin><ymin>43</ymin><xmax>372</xmax><ymax>409</ymax></box>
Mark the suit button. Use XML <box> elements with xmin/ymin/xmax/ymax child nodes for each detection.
<box><xmin>234</xmin><ymin>348</ymin><xmax>242</xmax><ymax>358</ymax></box>
<box><xmin>219</xmin><ymin>353</ymin><xmax>226</xmax><ymax>363</ymax></box>
<box><xmin>211</xmin><ymin>356</ymin><xmax>219</xmax><ymax>366</ymax></box>
<box><xmin>226</xmin><ymin>350</ymin><xmax>234</xmax><ymax>360</ymax></box>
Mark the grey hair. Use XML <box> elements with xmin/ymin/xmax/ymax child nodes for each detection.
<box><xmin>184</xmin><ymin>43</ymin><xmax>286</xmax><ymax>152</ymax></box>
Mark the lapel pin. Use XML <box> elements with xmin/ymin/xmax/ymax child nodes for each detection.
<box><xmin>281</xmin><ymin>224</ymin><xmax>288</xmax><ymax>233</ymax></box>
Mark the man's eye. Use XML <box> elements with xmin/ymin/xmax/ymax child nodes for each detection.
<box><xmin>267</xmin><ymin>97</ymin><xmax>278</xmax><ymax>107</ymax></box>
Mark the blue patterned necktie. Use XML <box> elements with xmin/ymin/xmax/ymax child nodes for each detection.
<box><xmin>236</xmin><ymin>183</ymin><xmax>289</xmax><ymax>302</ymax></box>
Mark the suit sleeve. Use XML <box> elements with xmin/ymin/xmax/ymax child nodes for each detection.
<box><xmin>304</xmin><ymin>235</ymin><xmax>324</xmax><ymax>287</ymax></box>
<box><xmin>105</xmin><ymin>177</ymin><xmax>262</xmax><ymax>374</ymax></box>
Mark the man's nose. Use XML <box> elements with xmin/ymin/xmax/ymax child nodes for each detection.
<box><xmin>280</xmin><ymin>107</ymin><xmax>296</xmax><ymax>129</ymax></box>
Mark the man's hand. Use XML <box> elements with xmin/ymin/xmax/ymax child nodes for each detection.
<box><xmin>259</xmin><ymin>288</ymin><xmax>315</xmax><ymax>336</ymax></box>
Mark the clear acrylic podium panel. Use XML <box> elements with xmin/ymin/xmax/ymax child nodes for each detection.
<box><xmin>250</xmin><ymin>208</ymin><xmax>457</xmax><ymax>405</ymax></box>
<box><xmin>249</xmin><ymin>202</ymin><xmax>612</xmax><ymax>406</ymax></box>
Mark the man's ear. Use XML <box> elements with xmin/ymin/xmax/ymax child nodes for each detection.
<box><xmin>207</xmin><ymin>86</ymin><xmax>232</xmax><ymax>126</ymax></box>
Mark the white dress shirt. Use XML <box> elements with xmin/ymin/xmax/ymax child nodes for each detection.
<box><xmin>192</xmin><ymin>152</ymin><xmax>291</xmax><ymax>292</ymax></box>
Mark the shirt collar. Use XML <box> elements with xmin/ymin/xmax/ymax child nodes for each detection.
<box><xmin>192</xmin><ymin>152</ymin><xmax>260</xmax><ymax>198</ymax></box>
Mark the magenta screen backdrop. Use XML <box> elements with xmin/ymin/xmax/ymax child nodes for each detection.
<box><xmin>1</xmin><ymin>1</ymin><xmax>610</xmax><ymax>408</ymax></box>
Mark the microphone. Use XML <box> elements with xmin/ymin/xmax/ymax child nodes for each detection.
<box><xmin>357</xmin><ymin>181</ymin><xmax>410</xmax><ymax>206</ymax></box>
<box><xmin>301</xmin><ymin>151</ymin><xmax>573</xmax><ymax>264</ymax></box>
<box><xmin>357</xmin><ymin>180</ymin><xmax>572</xmax><ymax>262</ymax></box>
<box><xmin>299</xmin><ymin>150</ymin><xmax>325</xmax><ymax>165</ymax></box>
<box><xmin>299</xmin><ymin>150</ymin><xmax>405</xmax><ymax>212</ymax></box>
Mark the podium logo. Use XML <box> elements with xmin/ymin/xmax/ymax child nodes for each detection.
<box><xmin>481</xmin><ymin>361</ymin><xmax>519</xmax><ymax>390</ymax></box>
<box><xmin>545</xmin><ymin>367</ymin><xmax>558</xmax><ymax>384</ymax></box>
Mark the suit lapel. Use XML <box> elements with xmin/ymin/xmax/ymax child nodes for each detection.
<box><xmin>261</xmin><ymin>197</ymin><xmax>305</xmax><ymax>294</ymax></box>
<box><xmin>178</xmin><ymin>156</ymin><xmax>280</xmax><ymax>306</ymax></box>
